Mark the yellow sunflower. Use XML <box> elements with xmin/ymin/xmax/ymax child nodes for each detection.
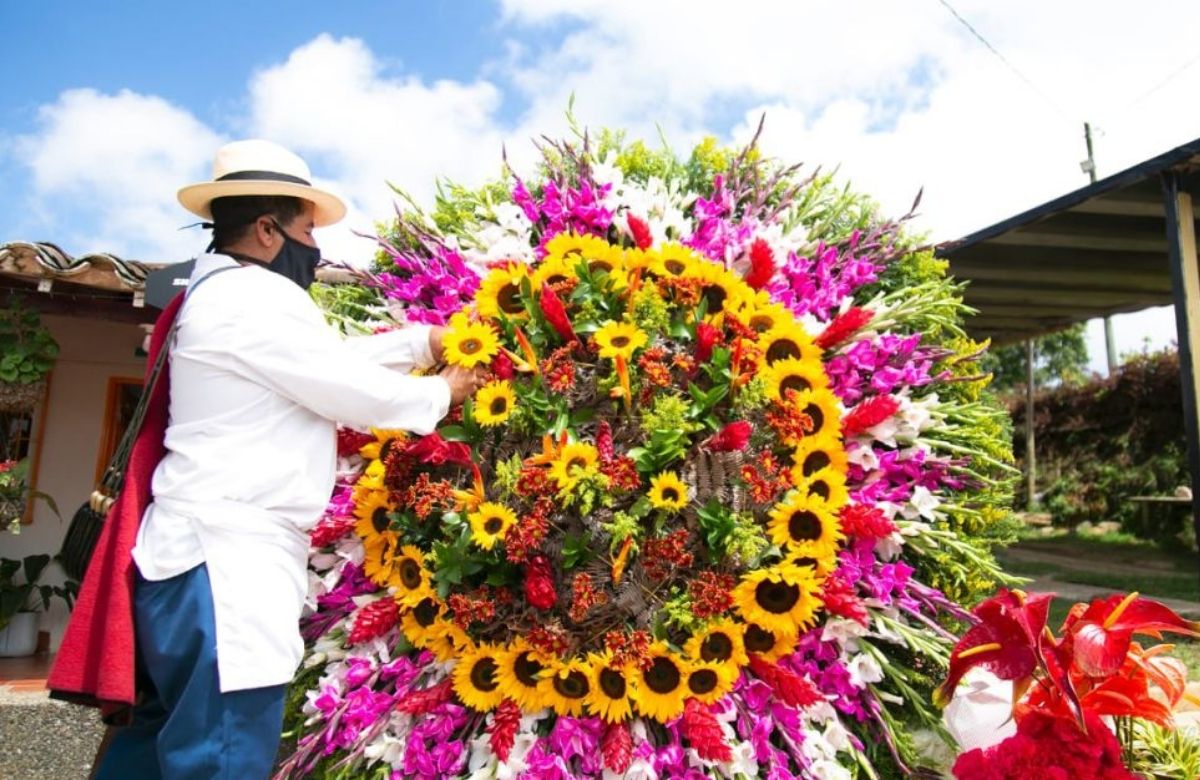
<box><xmin>790</xmin><ymin>387</ymin><xmax>842</xmax><ymax>440</ymax></box>
<box><xmin>684</xmin><ymin>618</ymin><xmax>749</xmax><ymax>668</ymax></box>
<box><xmin>359</xmin><ymin>428</ymin><xmax>408</xmax><ymax>462</ymax></box>
<box><xmin>741</xmin><ymin>621</ymin><xmax>799</xmax><ymax>662</ymax></box>
<box><xmin>584</xmin><ymin>651</ymin><xmax>635</xmax><ymax>723</ymax></box>
<box><xmin>789</xmin><ymin>433</ymin><xmax>849</xmax><ymax>488</ymax></box>
<box><xmin>684</xmin><ymin>659</ymin><xmax>738</xmax><ymax>705</ymax></box>
<box><xmin>622</xmin><ymin>247</ymin><xmax>654</xmax><ymax>275</ymax></box>
<box><xmin>580</xmin><ymin>244</ymin><xmax>627</xmax><ymax>283</ymax></box>
<box><xmin>796</xmin><ymin>467</ymin><xmax>851</xmax><ymax>509</ymax></box>
<box><xmin>733</xmin><ymin>565</ymin><xmax>824</xmax><ymax>637</ymax></box>
<box><xmin>784</xmin><ymin>549</ymin><xmax>839</xmax><ymax>578</ymax></box>
<box><xmin>630</xmin><ymin>645</ymin><xmax>689</xmax><ymax>723</ymax></box>
<box><xmin>477</xmin><ymin>263</ymin><xmax>531</xmax><ymax>320</ymax></box>
<box><xmin>648</xmin><ymin>471</ymin><xmax>689</xmax><ymax>512</ymax></box>
<box><xmin>767</xmin><ymin>492</ymin><xmax>844</xmax><ymax>559</ymax></box>
<box><xmin>400</xmin><ymin>597</ymin><xmax>445</xmax><ymax>649</ymax></box>
<box><xmin>452</xmin><ymin>643</ymin><xmax>506</xmax><ymax>712</ymax></box>
<box><xmin>593</xmin><ymin>320</ymin><xmax>648</xmax><ymax>361</ymax></box>
<box><xmin>428</xmin><ymin>618</ymin><xmax>474</xmax><ymax>663</ymax></box>
<box><xmin>444</xmin><ymin>312</ymin><xmax>501</xmax><ymax>368</ymax></box>
<box><xmin>495</xmin><ymin>640</ymin><xmax>552</xmax><ymax>712</ymax></box>
<box><xmin>651</xmin><ymin>243</ymin><xmax>702</xmax><ymax>278</ymax></box>
<box><xmin>392</xmin><ymin>545</ymin><xmax>434</xmax><ymax>607</ymax></box>
<box><xmin>758</xmin><ymin>323</ymin><xmax>821</xmax><ymax>366</ymax></box>
<box><xmin>544</xmin><ymin>656</ymin><xmax>592</xmax><ymax>717</ymax></box>
<box><xmin>685</xmin><ymin>261</ymin><xmax>747</xmax><ymax>318</ymax></box>
<box><xmin>548</xmin><ymin>442</ymin><xmax>600</xmax><ymax>491</ymax></box>
<box><xmin>545</xmin><ymin>231</ymin><xmax>612</xmax><ymax>262</ymax></box>
<box><xmin>354</xmin><ymin>458</ymin><xmax>386</xmax><ymax>493</ymax></box>
<box><xmin>474</xmin><ymin>380</ymin><xmax>516</xmax><ymax>427</ymax></box>
<box><xmin>764</xmin><ymin>357</ymin><xmax>830</xmax><ymax>402</ymax></box>
<box><xmin>739</xmin><ymin>301</ymin><xmax>792</xmax><ymax>335</ymax></box>
<box><xmin>532</xmin><ymin>254</ymin><xmax>577</xmax><ymax>289</ymax></box>
<box><xmin>362</xmin><ymin>532</ymin><xmax>399</xmax><ymax>588</ymax></box>
<box><xmin>467</xmin><ymin>502</ymin><xmax>518</xmax><ymax>550</ymax></box>
<box><xmin>353</xmin><ymin>490</ymin><xmax>396</xmax><ymax>544</ymax></box>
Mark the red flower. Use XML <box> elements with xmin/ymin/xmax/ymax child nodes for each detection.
<box><xmin>681</xmin><ymin>699</ymin><xmax>732</xmax><ymax>762</ymax></box>
<box><xmin>336</xmin><ymin>427</ymin><xmax>376</xmax><ymax>457</ymax></box>
<box><xmin>539</xmin><ymin>282</ymin><xmax>577</xmax><ymax>344</ymax></box>
<box><xmin>745</xmin><ymin>238</ymin><xmax>775</xmax><ymax>290</ymax></box>
<box><xmin>952</xmin><ymin>709</ymin><xmax>1136</xmax><ymax>780</ymax></box>
<box><xmin>348</xmin><ymin>598</ymin><xmax>400</xmax><ymax>645</ymax></box>
<box><xmin>748</xmin><ymin>654</ymin><xmax>822</xmax><ymax>708</ymax></box>
<box><xmin>820</xmin><ymin>572</ymin><xmax>869</xmax><ymax>625</ymax></box>
<box><xmin>595</xmin><ymin>420</ymin><xmax>614</xmax><ymax>463</ymax></box>
<box><xmin>695</xmin><ymin>321</ymin><xmax>722</xmax><ymax>364</ymax></box>
<box><xmin>524</xmin><ymin>554</ymin><xmax>557</xmax><ymax>610</ymax></box>
<box><xmin>405</xmin><ymin>433</ymin><xmax>473</xmax><ymax>467</ymax></box>
<box><xmin>601</xmin><ymin>722</ymin><xmax>633</xmax><ymax>774</ymax></box>
<box><xmin>841</xmin><ymin>395</ymin><xmax>900</xmax><ymax>438</ymax></box>
<box><xmin>1061</xmin><ymin>592</ymin><xmax>1200</xmax><ymax>678</ymax></box>
<box><xmin>815</xmin><ymin>307</ymin><xmax>873</xmax><ymax>350</ymax></box>
<box><xmin>706</xmin><ymin>421</ymin><xmax>752</xmax><ymax>452</ymax></box>
<box><xmin>625</xmin><ymin>214</ymin><xmax>653</xmax><ymax>250</ymax></box>
<box><xmin>395</xmin><ymin>678</ymin><xmax>454</xmax><ymax>715</ymax></box>
<box><xmin>838</xmin><ymin>504</ymin><xmax>896</xmax><ymax>540</ymax></box>
<box><xmin>491</xmin><ymin>350</ymin><xmax>515</xmax><ymax>380</ymax></box>
<box><xmin>488</xmin><ymin>699</ymin><xmax>521</xmax><ymax>762</ymax></box>
<box><xmin>309</xmin><ymin>514</ymin><xmax>356</xmax><ymax>548</ymax></box>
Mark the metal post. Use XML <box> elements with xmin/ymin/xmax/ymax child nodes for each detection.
<box><xmin>1026</xmin><ymin>339</ymin><xmax>1037</xmax><ymax>511</ymax></box>
<box><xmin>1104</xmin><ymin>316</ymin><xmax>1118</xmax><ymax>375</ymax></box>
<box><xmin>1161</xmin><ymin>170</ymin><xmax>1200</xmax><ymax>580</ymax></box>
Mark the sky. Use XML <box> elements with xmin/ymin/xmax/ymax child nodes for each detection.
<box><xmin>3</xmin><ymin>1</ymin><xmax>1200</xmax><ymax>375</ymax></box>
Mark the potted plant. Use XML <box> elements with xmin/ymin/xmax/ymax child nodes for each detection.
<box><xmin>0</xmin><ymin>300</ymin><xmax>59</xmax><ymax>413</ymax></box>
<box><xmin>0</xmin><ymin>554</ymin><xmax>77</xmax><ymax>657</ymax></box>
<box><xmin>0</xmin><ymin>458</ymin><xmax>58</xmax><ymax>534</ymax></box>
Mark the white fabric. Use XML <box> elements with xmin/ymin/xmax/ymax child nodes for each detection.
<box><xmin>132</xmin><ymin>252</ymin><xmax>449</xmax><ymax>691</ymax></box>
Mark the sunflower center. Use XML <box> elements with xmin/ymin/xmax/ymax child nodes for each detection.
<box><xmin>791</xmin><ymin>556</ymin><xmax>818</xmax><ymax>570</ymax></box>
<box><xmin>803</xmin><ymin>451</ymin><xmax>831</xmax><ymax>476</ymax></box>
<box><xmin>803</xmin><ymin>404</ymin><xmax>824</xmax><ymax>433</ymax></box>
<box><xmin>514</xmin><ymin>653</ymin><xmax>544</xmax><ymax>687</ymax></box>
<box><xmin>498</xmin><ymin>283</ymin><xmax>525</xmax><ymax>314</ymax></box>
<box><xmin>611</xmin><ymin>335</ymin><xmax>630</xmax><ymax>348</ymax></box>
<box><xmin>688</xmin><ymin>669</ymin><xmax>719</xmax><ymax>695</ymax></box>
<box><xmin>644</xmin><ymin>657</ymin><xmax>681</xmax><ymax>694</ymax></box>
<box><xmin>484</xmin><ymin>517</ymin><xmax>504</xmax><ymax>534</ymax></box>
<box><xmin>809</xmin><ymin>480</ymin><xmax>831</xmax><ymax>501</ymax></box>
<box><xmin>399</xmin><ymin>558</ymin><xmax>423</xmax><ymax>589</ymax></box>
<box><xmin>461</xmin><ymin>338</ymin><xmax>482</xmax><ymax>355</ymax></box>
<box><xmin>379</xmin><ymin>438</ymin><xmax>398</xmax><ymax>461</ymax></box>
<box><xmin>546</xmin><ymin>273</ymin><xmax>568</xmax><ymax>286</ymax></box>
<box><xmin>661</xmin><ymin>487</ymin><xmax>679</xmax><ymax>502</ymax></box>
<box><xmin>567</xmin><ymin>457</ymin><xmax>587</xmax><ymax>471</ymax></box>
<box><xmin>781</xmin><ymin>376</ymin><xmax>812</xmax><ymax>395</ymax></box>
<box><xmin>470</xmin><ymin>658</ymin><xmax>500</xmax><ymax>692</ymax></box>
<box><xmin>702</xmin><ymin>285</ymin><xmax>727</xmax><ymax>312</ymax></box>
<box><xmin>700</xmin><ymin>633</ymin><xmax>734</xmax><ymax>662</ymax></box>
<box><xmin>755</xmin><ymin>578</ymin><xmax>801</xmax><ymax>614</ymax></box>
<box><xmin>372</xmin><ymin>507</ymin><xmax>391</xmax><ymax>534</ymax></box>
<box><xmin>553</xmin><ymin>670</ymin><xmax>590</xmax><ymax>699</ymax></box>
<box><xmin>744</xmin><ymin>624</ymin><xmax>776</xmax><ymax>652</ymax></box>
<box><xmin>766</xmin><ymin>340</ymin><xmax>801</xmax><ymax>363</ymax></box>
<box><xmin>664</xmin><ymin>260</ymin><xmax>687</xmax><ymax>275</ymax></box>
<box><xmin>788</xmin><ymin>511</ymin><xmax>822</xmax><ymax>541</ymax></box>
<box><xmin>749</xmin><ymin>315</ymin><xmax>775</xmax><ymax>333</ymax></box>
<box><xmin>414</xmin><ymin>598</ymin><xmax>439</xmax><ymax>627</ymax></box>
<box><xmin>599</xmin><ymin>668</ymin><xmax>627</xmax><ymax>699</ymax></box>
<box><xmin>489</xmin><ymin>397</ymin><xmax>508</xmax><ymax>415</ymax></box>
<box><xmin>589</xmin><ymin>259</ymin><xmax>615</xmax><ymax>274</ymax></box>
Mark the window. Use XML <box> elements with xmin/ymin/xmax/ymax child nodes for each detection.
<box><xmin>0</xmin><ymin>377</ymin><xmax>51</xmax><ymax>525</ymax></box>
<box><xmin>94</xmin><ymin>377</ymin><xmax>144</xmax><ymax>485</ymax></box>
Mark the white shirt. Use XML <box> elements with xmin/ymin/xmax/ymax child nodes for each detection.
<box><xmin>132</xmin><ymin>252</ymin><xmax>450</xmax><ymax>691</ymax></box>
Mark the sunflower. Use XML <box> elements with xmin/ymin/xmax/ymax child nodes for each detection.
<box><xmin>495</xmin><ymin>639</ymin><xmax>551</xmax><ymax>712</ymax></box>
<box><xmin>354</xmin><ymin>458</ymin><xmax>387</xmax><ymax>493</ymax></box>
<box><xmin>474</xmin><ymin>380</ymin><xmax>516</xmax><ymax>427</ymax></box>
<box><xmin>622</xmin><ymin>247</ymin><xmax>654</xmax><ymax>275</ymax></box>
<box><xmin>444</xmin><ymin>312</ymin><xmax>501</xmax><ymax>368</ymax></box>
<box><xmin>733</xmin><ymin>565</ymin><xmax>823</xmax><ymax>636</ymax></box>
<box><xmin>684</xmin><ymin>619</ymin><xmax>749</xmax><ymax>668</ymax></box>
<box><xmin>452</xmin><ymin>643</ymin><xmax>506</xmax><ymax>712</ymax></box>
<box><xmin>767</xmin><ymin>492</ymin><xmax>844</xmax><ymax>559</ymax></box>
<box><xmin>651</xmin><ymin>243</ymin><xmax>701</xmax><ymax>278</ymax></box>
<box><xmin>739</xmin><ymin>301</ymin><xmax>792</xmax><ymax>335</ymax></box>
<box><xmin>532</xmin><ymin>254</ymin><xmax>577</xmax><ymax>290</ymax></box>
<box><xmin>685</xmin><ymin>659</ymin><xmax>738</xmax><ymax>705</ymax></box>
<box><xmin>428</xmin><ymin>617</ymin><xmax>474</xmax><ymax>663</ymax></box>
<box><xmin>362</xmin><ymin>532</ymin><xmax>400</xmax><ymax>588</ymax></box>
<box><xmin>796</xmin><ymin>467</ymin><xmax>851</xmax><ymax>509</ymax></box>
<box><xmin>648</xmin><ymin>471</ymin><xmax>689</xmax><ymax>512</ymax></box>
<box><xmin>548</xmin><ymin>442</ymin><xmax>600</xmax><ymax>491</ymax></box>
<box><xmin>631</xmin><ymin>645</ymin><xmax>689</xmax><ymax>723</ymax></box>
<box><xmin>401</xmin><ymin>596</ymin><xmax>445</xmax><ymax>649</ymax></box>
<box><xmin>580</xmin><ymin>244</ymin><xmax>627</xmax><ymax>284</ymax></box>
<box><xmin>593</xmin><ymin>320</ymin><xmax>648</xmax><ymax>361</ymax></box>
<box><xmin>764</xmin><ymin>357</ymin><xmax>829</xmax><ymax>402</ymax></box>
<box><xmin>790</xmin><ymin>387</ymin><xmax>842</xmax><ymax>439</ymax></box>
<box><xmin>393</xmin><ymin>545</ymin><xmax>434</xmax><ymax>607</ymax></box>
<box><xmin>477</xmin><ymin>263</ymin><xmax>531</xmax><ymax>320</ymax></box>
<box><xmin>353</xmin><ymin>490</ymin><xmax>396</xmax><ymax>545</ymax></box>
<box><xmin>468</xmin><ymin>502</ymin><xmax>518</xmax><ymax>550</ymax></box>
<box><xmin>584</xmin><ymin>651</ymin><xmax>635</xmax><ymax>723</ymax></box>
<box><xmin>545</xmin><ymin>231</ymin><xmax>613</xmax><ymax>262</ymax></box>
<box><xmin>783</xmin><ymin>549</ymin><xmax>839</xmax><ymax>577</ymax></box>
<box><xmin>359</xmin><ymin>428</ymin><xmax>408</xmax><ymax>462</ymax></box>
<box><xmin>544</xmin><ymin>656</ymin><xmax>592</xmax><ymax>717</ymax></box>
<box><xmin>758</xmin><ymin>323</ymin><xmax>820</xmax><ymax>366</ymax></box>
<box><xmin>685</xmin><ymin>261</ymin><xmax>746</xmax><ymax>318</ymax></box>
<box><xmin>741</xmin><ymin>621</ymin><xmax>799</xmax><ymax>662</ymax></box>
<box><xmin>789</xmin><ymin>433</ymin><xmax>849</xmax><ymax>488</ymax></box>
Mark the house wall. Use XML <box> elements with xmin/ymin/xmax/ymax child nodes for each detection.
<box><xmin>5</xmin><ymin>314</ymin><xmax>146</xmax><ymax>649</ymax></box>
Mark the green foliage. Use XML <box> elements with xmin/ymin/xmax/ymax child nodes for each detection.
<box><xmin>309</xmin><ymin>282</ymin><xmax>387</xmax><ymax>335</ymax></box>
<box><xmin>981</xmin><ymin>322</ymin><xmax>1090</xmax><ymax>392</ymax></box>
<box><xmin>1130</xmin><ymin>720</ymin><xmax>1200</xmax><ymax>779</ymax></box>
<box><xmin>0</xmin><ymin>554</ymin><xmax>76</xmax><ymax>630</ymax></box>
<box><xmin>0</xmin><ymin>302</ymin><xmax>59</xmax><ymax>384</ymax></box>
<box><xmin>600</xmin><ymin>510</ymin><xmax>643</xmax><ymax>553</ymax></box>
<box><xmin>660</xmin><ymin>587</ymin><xmax>701</xmax><ymax>633</ymax></box>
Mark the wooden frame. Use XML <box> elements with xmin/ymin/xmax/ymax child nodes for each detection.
<box><xmin>92</xmin><ymin>376</ymin><xmax>144</xmax><ymax>486</ymax></box>
<box><xmin>19</xmin><ymin>372</ymin><xmax>53</xmax><ymax>525</ymax></box>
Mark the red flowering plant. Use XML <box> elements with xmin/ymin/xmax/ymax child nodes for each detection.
<box><xmin>937</xmin><ymin>588</ymin><xmax>1200</xmax><ymax>778</ymax></box>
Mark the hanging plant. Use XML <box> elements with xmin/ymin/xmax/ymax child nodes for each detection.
<box><xmin>0</xmin><ymin>300</ymin><xmax>59</xmax><ymax>413</ymax></box>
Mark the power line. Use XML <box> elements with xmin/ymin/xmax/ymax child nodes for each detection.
<box><xmin>1123</xmin><ymin>49</ymin><xmax>1200</xmax><ymax>111</ymax></box>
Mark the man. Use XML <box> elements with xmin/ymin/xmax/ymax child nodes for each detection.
<box><xmin>88</xmin><ymin>140</ymin><xmax>479</xmax><ymax>778</ymax></box>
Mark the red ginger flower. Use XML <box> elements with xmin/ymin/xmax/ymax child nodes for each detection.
<box><xmin>395</xmin><ymin>678</ymin><xmax>454</xmax><ymax>715</ymax></box>
<box><xmin>625</xmin><ymin>214</ymin><xmax>653</xmax><ymax>250</ymax></box>
<box><xmin>601</xmin><ymin>722</ymin><xmax>634</xmax><ymax>773</ymax></box>
<box><xmin>348</xmin><ymin>597</ymin><xmax>400</xmax><ymax>644</ymax></box>
<box><xmin>815</xmin><ymin>306</ymin><xmax>873</xmax><ymax>350</ymax></box>
<box><xmin>539</xmin><ymin>282</ymin><xmax>578</xmax><ymax>344</ymax></box>
<box><xmin>706</xmin><ymin>420</ymin><xmax>752</xmax><ymax>452</ymax></box>
<box><xmin>405</xmin><ymin>432</ymin><xmax>473</xmax><ymax>466</ymax></box>
<box><xmin>841</xmin><ymin>395</ymin><xmax>900</xmax><ymax>438</ymax></box>
<box><xmin>695</xmin><ymin>321</ymin><xmax>722</xmax><ymax>364</ymax></box>
<box><xmin>595</xmin><ymin>420</ymin><xmax>614</xmax><ymax>463</ymax></box>
<box><xmin>748</xmin><ymin>654</ymin><xmax>822</xmax><ymax>708</ymax></box>
<box><xmin>820</xmin><ymin>572</ymin><xmax>869</xmax><ymax>625</ymax></box>
<box><xmin>744</xmin><ymin>238</ymin><xmax>775</xmax><ymax>290</ymax></box>
<box><xmin>488</xmin><ymin>699</ymin><xmax>521</xmax><ymax>762</ymax></box>
<box><xmin>524</xmin><ymin>554</ymin><xmax>557</xmax><ymax>610</ymax></box>
<box><xmin>681</xmin><ymin>698</ymin><xmax>733</xmax><ymax>762</ymax></box>
<box><xmin>838</xmin><ymin>504</ymin><xmax>897</xmax><ymax>540</ymax></box>
<box><xmin>309</xmin><ymin>513</ymin><xmax>356</xmax><ymax>548</ymax></box>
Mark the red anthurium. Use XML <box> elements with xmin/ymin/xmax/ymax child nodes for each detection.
<box><xmin>706</xmin><ymin>421</ymin><xmax>752</xmax><ymax>452</ymax></box>
<box><xmin>695</xmin><ymin>321</ymin><xmax>722</xmax><ymax>364</ymax></box>
<box><xmin>745</xmin><ymin>238</ymin><xmax>775</xmax><ymax>290</ymax></box>
<box><xmin>539</xmin><ymin>282</ymin><xmax>577</xmax><ymax>344</ymax></box>
<box><xmin>1064</xmin><ymin>592</ymin><xmax>1200</xmax><ymax>678</ymax></box>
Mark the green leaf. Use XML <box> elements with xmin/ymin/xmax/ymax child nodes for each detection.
<box><xmin>439</xmin><ymin>425</ymin><xmax>469</xmax><ymax>441</ymax></box>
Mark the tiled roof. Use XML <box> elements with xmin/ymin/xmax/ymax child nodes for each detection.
<box><xmin>0</xmin><ymin>241</ymin><xmax>166</xmax><ymax>293</ymax></box>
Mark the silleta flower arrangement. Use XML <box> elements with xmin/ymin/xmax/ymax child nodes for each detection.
<box><xmin>280</xmin><ymin>124</ymin><xmax>1019</xmax><ymax>779</ymax></box>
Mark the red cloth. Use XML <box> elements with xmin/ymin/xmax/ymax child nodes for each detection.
<box><xmin>47</xmin><ymin>292</ymin><xmax>185</xmax><ymax>720</ymax></box>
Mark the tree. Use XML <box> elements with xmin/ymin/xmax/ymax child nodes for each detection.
<box><xmin>981</xmin><ymin>322</ymin><xmax>1090</xmax><ymax>393</ymax></box>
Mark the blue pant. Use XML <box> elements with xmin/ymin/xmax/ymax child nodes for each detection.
<box><xmin>95</xmin><ymin>564</ymin><xmax>287</xmax><ymax>780</ymax></box>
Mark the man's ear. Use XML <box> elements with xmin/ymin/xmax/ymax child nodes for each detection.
<box><xmin>254</xmin><ymin>216</ymin><xmax>277</xmax><ymax>248</ymax></box>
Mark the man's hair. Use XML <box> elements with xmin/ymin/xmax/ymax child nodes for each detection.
<box><xmin>209</xmin><ymin>195</ymin><xmax>306</xmax><ymax>250</ymax></box>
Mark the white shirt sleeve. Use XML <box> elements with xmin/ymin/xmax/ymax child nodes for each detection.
<box><xmin>342</xmin><ymin>325</ymin><xmax>436</xmax><ymax>372</ymax></box>
<box><xmin>187</xmin><ymin>294</ymin><xmax>450</xmax><ymax>434</ymax></box>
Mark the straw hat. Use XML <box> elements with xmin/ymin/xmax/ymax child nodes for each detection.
<box><xmin>177</xmin><ymin>139</ymin><xmax>346</xmax><ymax>227</ymax></box>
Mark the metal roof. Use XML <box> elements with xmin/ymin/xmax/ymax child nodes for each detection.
<box><xmin>936</xmin><ymin>136</ymin><xmax>1200</xmax><ymax>344</ymax></box>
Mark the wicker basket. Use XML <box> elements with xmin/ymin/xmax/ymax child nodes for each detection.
<box><xmin>0</xmin><ymin>379</ymin><xmax>45</xmax><ymax>414</ymax></box>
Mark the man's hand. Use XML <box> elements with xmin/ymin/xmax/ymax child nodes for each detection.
<box><xmin>428</xmin><ymin>326</ymin><xmax>448</xmax><ymax>364</ymax></box>
<box><xmin>440</xmin><ymin>364</ymin><xmax>484</xmax><ymax>406</ymax></box>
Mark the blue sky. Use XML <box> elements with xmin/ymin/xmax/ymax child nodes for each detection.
<box><xmin>4</xmin><ymin>1</ymin><xmax>1200</xmax><ymax>373</ymax></box>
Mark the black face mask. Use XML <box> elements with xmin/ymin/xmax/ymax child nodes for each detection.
<box><xmin>266</xmin><ymin>220</ymin><xmax>321</xmax><ymax>290</ymax></box>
